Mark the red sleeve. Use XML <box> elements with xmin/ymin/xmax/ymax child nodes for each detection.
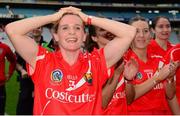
<box><xmin>164</xmin><ymin>44</ymin><xmax>180</xmax><ymax>64</ymax></box>
<box><xmin>26</xmin><ymin>46</ymin><xmax>47</xmax><ymax>76</ymax></box>
<box><xmin>4</xmin><ymin>45</ymin><xmax>16</xmax><ymax>77</ymax></box>
<box><xmin>98</xmin><ymin>48</ymin><xmax>109</xmax><ymax>86</ymax></box>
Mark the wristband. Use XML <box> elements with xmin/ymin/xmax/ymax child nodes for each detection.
<box><xmin>87</xmin><ymin>16</ymin><xmax>92</xmax><ymax>25</ymax></box>
<box><xmin>124</xmin><ymin>77</ymin><xmax>133</xmax><ymax>81</ymax></box>
<box><xmin>124</xmin><ymin>76</ymin><xmax>133</xmax><ymax>84</ymax></box>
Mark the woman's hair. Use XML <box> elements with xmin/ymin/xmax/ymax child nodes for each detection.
<box><xmin>84</xmin><ymin>24</ymin><xmax>115</xmax><ymax>52</ymax></box>
<box><xmin>51</xmin><ymin>13</ymin><xmax>85</xmax><ymax>33</ymax></box>
<box><xmin>84</xmin><ymin>25</ymin><xmax>99</xmax><ymax>52</ymax></box>
<box><xmin>151</xmin><ymin>16</ymin><xmax>170</xmax><ymax>29</ymax></box>
<box><xmin>128</xmin><ymin>16</ymin><xmax>150</xmax><ymax>48</ymax></box>
<box><xmin>84</xmin><ymin>15</ymin><xmax>107</xmax><ymax>52</ymax></box>
<box><xmin>129</xmin><ymin>15</ymin><xmax>148</xmax><ymax>25</ymax></box>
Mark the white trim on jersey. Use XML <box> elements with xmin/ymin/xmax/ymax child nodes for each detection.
<box><xmin>66</xmin><ymin>59</ymin><xmax>92</xmax><ymax>91</ymax></box>
<box><xmin>41</xmin><ymin>100</ymin><xmax>50</xmax><ymax>115</ymax></box>
<box><xmin>116</xmin><ymin>77</ymin><xmax>124</xmax><ymax>90</ymax></box>
<box><xmin>151</xmin><ymin>55</ymin><xmax>163</xmax><ymax>59</ymax></box>
<box><xmin>153</xmin><ymin>61</ymin><xmax>164</xmax><ymax>77</ymax></box>
<box><xmin>66</xmin><ymin>78</ymin><xmax>86</xmax><ymax>91</ymax></box>
<box><xmin>28</xmin><ymin>54</ymin><xmax>45</xmax><ymax>75</ymax></box>
<box><xmin>170</xmin><ymin>48</ymin><xmax>180</xmax><ymax>61</ymax></box>
<box><xmin>36</xmin><ymin>54</ymin><xmax>45</xmax><ymax>61</ymax></box>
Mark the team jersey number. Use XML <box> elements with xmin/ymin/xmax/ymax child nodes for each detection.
<box><xmin>69</xmin><ymin>80</ymin><xmax>75</xmax><ymax>88</ymax></box>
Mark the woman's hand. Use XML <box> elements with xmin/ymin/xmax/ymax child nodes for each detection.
<box><xmin>62</xmin><ymin>6</ymin><xmax>88</xmax><ymax>23</ymax></box>
<box><xmin>51</xmin><ymin>6</ymin><xmax>87</xmax><ymax>23</ymax></box>
<box><xmin>168</xmin><ymin>60</ymin><xmax>179</xmax><ymax>77</ymax></box>
<box><xmin>155</xmin><ymin>61</ymin><xmax>179</xmax><ymax>82</ymax></box>
<box><xmin>123</xmin><ymin>58</ymin><xmax>139</xmax><ymax>81</ymax></box>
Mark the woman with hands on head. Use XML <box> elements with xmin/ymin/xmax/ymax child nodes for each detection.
<box><xmin>5</xmin><ymin>6</ymin><xmax>136</xmax><ymax>115</ymax></box>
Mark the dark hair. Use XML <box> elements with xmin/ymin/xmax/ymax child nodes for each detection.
<box><xmin>151</xmin><ymin>16</ymin><xmax>170</xmax><ymax>29</ymax></box>
<box><xmin>84</xmin><ymin>25</ymin><xmax>99</xmax><ymax>52</ymax></box>
<box><xmin>129</xmin><ymin>15</ymin><xmax>148</xmax><ymax>25</ymax></box>
<box><xmin>84</xmin><ymin>14</ymin><xmax>107</xmax><ymax>52</ymax></box>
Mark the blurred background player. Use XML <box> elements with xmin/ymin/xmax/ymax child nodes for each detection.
<box><xmin>0</xmin><ymin>24</ymin><xmax>16</xmax><ymax>114</ymax></box>
<box><xmin>85</xmin><ymin>25</ymin><xmax>138</xmax><ymax>114</ymax></box>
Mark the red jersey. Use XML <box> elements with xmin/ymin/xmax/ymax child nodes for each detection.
<box><xmin>164</xmin><ymin>44</ymin><xmax>180</xmax><ymax>104</ymax></box>
<box><xmin>125</xmin><ymin>49</ymin><xmax>168</xmax><ymax>114</ymax></box>
<box><xmin>148</xmin><ymin>39</ymin><xmax>175</xmax><ymax>114</ymax></box>
<box><xmin>148</xmin><ymin>39</ymin><xmax>174</xmax><ymax>57</ymax></box>
<box><xmin>103</xmin><ymin>74</ymin><xmax>127</xmax><ymax>115</ymax></box>
<box><xmin>27</xmin><ymin>46</ymin><xmax>109</xmax><ymax>115</ymax></box>
<box><xmin>177</xmin><ymin>68</ymin><xmax>180</xmax><ymax>104</ymax></box>
<box><xmin>0</xmin><ymin>42</ymin><xmax>16</xmax><ymax>85</ymax></box>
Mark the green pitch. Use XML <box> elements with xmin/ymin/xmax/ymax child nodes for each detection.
<box><xmin>5</xmin><ymin>61</ymin><xmax>19</xmax><ymax>115</ymax></box>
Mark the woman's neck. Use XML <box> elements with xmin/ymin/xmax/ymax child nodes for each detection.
<box><xmin>155</xmin><ymin>38</ymin><xmax>168</xmax><ymax>50</ymax></box>
<box><xmin>133</xmin><ymin>48</ymin><xmax>147</xmax><ymax>62</ymax></box>
<box><xmin>60</xmin><ymin>49</ymin><xmax>81</xmax><ymax>66</ymax></box>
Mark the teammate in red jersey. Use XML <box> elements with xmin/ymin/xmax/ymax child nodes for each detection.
<box><xmin>164</xmin><ymin>44</ymin><xmax>180</xmax><ymax>114</ymax></box>
<box><xmin>148</xmin><ymin>16</ymin><xmax>175</xmax><ymax>57</ymax></box>
<box><xmin>0</xmin><ymin>41</ymin><xmax>16</xmax><ymax>115</ymax></box>
<box><xmin>85</xmin><ymin>25</ymin><xmax>138</xmax><ymax>115</ymax></box>
<box><xmin>102</xmin><ymin>58</ymin><xmax>138</xmax><ymax>115</ymax></box>
<box><xmin>148</xmin><ymin>16</ymin><xmax>178</xmax><ymax>114</ymax></box>
<box><xmin>5</xmin><ymin>6</ymin><xmax>136</xmax><ymax>115</ymax></box>
<box><xmin>124</xmin><ymin>16</ymin><xmax>177</xmax><ymax>114</ymax></box>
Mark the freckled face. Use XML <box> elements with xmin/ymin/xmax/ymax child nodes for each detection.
<box><xmin>54</xmin><ymin>14</ymin><xmax>86</xmax><ymax>51</ymax></box>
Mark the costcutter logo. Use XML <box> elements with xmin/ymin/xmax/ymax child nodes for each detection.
<box><xmin>51</xmin><ymin>69</ymin><xmax>63</xmax><ymax>82</ymax></box>
<box><xmin>45</xmin><ymin>88</ymin><xmax>95</xmax><ymax>103</ymax></box>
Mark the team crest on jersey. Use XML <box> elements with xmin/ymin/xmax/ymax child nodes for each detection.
<box><xmin>84</xmin><ymin>72</ymin><xmax>93</xmax><ymax>85</ymax></box>
<box><xmin>51</xmin><ymin>69</ymin><xmax>63</xmax><ymax>82</ymax></box>
<box><xmin>136</xmin><ymin>72</ymin><xmax>142</xmax><ymax>80</ymax></box>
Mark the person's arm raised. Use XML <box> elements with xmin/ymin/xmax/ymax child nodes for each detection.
<box><xmin>91</xmin><ymin>17</ymin><xmax>136</xmax><ymax>68</ymax></box>
<box><xmin>5</xmin><ymin>10</ymin><xmax>65</xmax><ymax>69</ymax></box>
<box><xmin>72</xmin><ymin>9</ymin><xmax>136</xmax><ymax>68</ymax></box>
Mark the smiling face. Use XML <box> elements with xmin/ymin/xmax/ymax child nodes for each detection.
<box><xmin>53</xmin><ymin>14</ymin><xmax>86</xmax><ymax>52</ymax></box>
<box><xmin>131</xmin><ymin>20</ymin><xmax>151</xmax><ymax>49</ymax></box>
<box><xmin>153</xmin><ymin>17</ymin><xmax>171</xmax><ymax>41</ymax></box>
